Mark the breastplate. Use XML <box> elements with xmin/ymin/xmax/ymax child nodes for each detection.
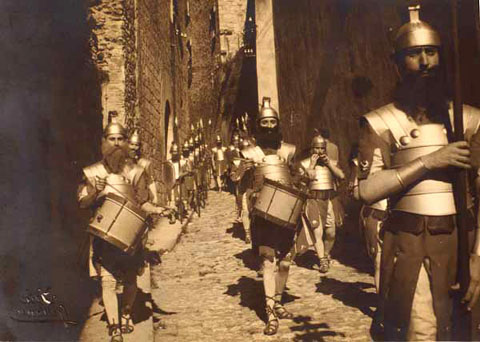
<box><xmin>253</xmin><ymin>154</ymin><xmax>292</xmax><ymax>186</ymax></box>
<box><xmin>310</xmin><ymin>166</ymin><xmax>334</xmax><ymax>190</ymax></box>
<box><xmin>102</xmin><ymin>173</ymin><xmax>137</xmax><ymax>204</ymax></box>
<box><xmin>215</xmin><ymin>148</ymin><xmax>225</xmax><ymax>161</ymax></box>
<box><xmin>391</xmin><ymin>124</ymin><xmax>455</xmax><ymax>215</ymax></box>
<box><xmin>172</xmin><ymin>161</ymin><xmax>180</xmax><ymax>180</ymax></box>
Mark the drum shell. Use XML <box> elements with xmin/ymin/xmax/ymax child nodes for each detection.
<box><xmin>88</xmin><ymin>193</ymin><xmax>147</xmax><ymax>255</ymax></box>
<box><xmin>252</xmin><ymin>179</ymin><xmax>306</xmax><ymax>229</ymax></box>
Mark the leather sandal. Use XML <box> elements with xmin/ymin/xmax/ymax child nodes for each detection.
<box><xmin>319</xmin><ymin>257</ymin><xmax>330</xmax><ymax>273</ymax></box>
<box><xmin>274</xmin><ymin>302</ymin><xmax>294</xmax><ymax>319</ymax></box>
<box><xmin>263</xmin><ymin>305</ymin><xmax>279</xmax><ymax>335</ymax></box>
<box><xmin>120</xmin><ymin>314</ymin><xmax>134</xmax><ymax>334</ymax></box>
<box><xmin>108</xmin><ymin>324</ymin><xmax>123</xmax><ymax>342</ymax></box>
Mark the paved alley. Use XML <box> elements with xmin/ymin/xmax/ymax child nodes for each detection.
<box><xmin>152</xmin><ymin>191</ymin><xmax>376</xmax><ymax>341</ymax></box>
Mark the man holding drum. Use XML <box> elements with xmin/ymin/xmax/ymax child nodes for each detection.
<box><xmin>299</xmin><ymin>134</ymin><xmax>345</xmax><ymax>274</ymax></box>
<box><xmin>232</xmin><ymin>97</ymin><xmax>299</xmax><ymax>335</ymax></box>
<box><xmin>78</xmin><ymin>116</ymin><xmax>157</xmax><ymax>342</ymax></box>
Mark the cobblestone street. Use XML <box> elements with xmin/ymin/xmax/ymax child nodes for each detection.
<box><xmin>152</xmin><ymin>191</ymin><xmax>376</xmax><ymax>341</ymax></box>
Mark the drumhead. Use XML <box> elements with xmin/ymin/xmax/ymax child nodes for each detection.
<box><xmin>263</xmin><ymin>178</ymin><xmax>307</xmax><ymax>199</ymax></box>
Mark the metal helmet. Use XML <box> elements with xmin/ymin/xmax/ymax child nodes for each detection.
<box><xmin>104</xmin><ymin>111</ymin><xmax>127</xmax><ymax>137</ymax></box>
<box><xmin>194</xmin><ymin>135</ymin><xmax>200</xmax><ymax>147</ymax></box>
<box><xmin>182</xmin><ymin>141</ymin><xmax>190</xmax><ymax>153</ymax></box>
<box><xmin>216</xmin><ymin>135</ymin><xmax>222</xmax><ymax>144</ymax></box>
<box><xmin>257</xmin><ymin>97</ymin><xmax>279</xmax><ymax>122</ymax></box>
<box><xmin>311</xmin><ymin>135</ymin><xmax>326</xmax><ymax>148</ymax></box>
<box><xmin>394</xmin><ymin>4</ymin><xmax>441</xmax><ymax>53</ymax></box>
<box><xmin>170</xmin><ymin>142</ymin><xmax>179</xmax><ymax>154</ymax></box>
<box><xmin>188</xmin><ymin>137</ymin><xmax>194</xmax><ymax>151</ymax></box>
<box><xmin>128</xmin><ymin>129</ymin><xmax>141</xmax><ymax>144</ymax></box>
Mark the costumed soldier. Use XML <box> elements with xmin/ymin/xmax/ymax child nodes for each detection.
<box><xmin>319</xmin><ymin>128</ymin><xmax>345</xmax><ymax>228</ymax></box>
<box><xmin>77</xmin><ymin>116</ymin><xmax>161</xmax><ymax>342</ymax></box>
<box><xmin>128</xmin><ymin>129</ymin><xmax>158</xmax><ymax>205</ymax></box>
<box><xmin>211</xmin><ymin>135</ymin><xmax>227</xmax><ymax>192</ymax></box>
<box><xmin>228</xmin><ymin>133</ymin><xmax>242</xmax><ymax>220</ymax></box>
<box><xmin>182</xmin><ymin>141</ymin><xmax>195</xmax><ymax>210</ymax></box>
<box><xmin>357</xmin><ymin>5</ymin><xmax>480</xmax><ymax>340</ymax></box>
<box><xmin>232</xmin><ymin>97</ymin><xmax>298</xmax><ymax>335</ymax></box>
<box><xmin>299</xmin><ymin>134</ymin><xmax>345</xmax><ymax>273</ymax></box>
<box><xmin>348</xmin><ymin>145</ymin><xmax>387</xmax><ymax>294</ymax></box>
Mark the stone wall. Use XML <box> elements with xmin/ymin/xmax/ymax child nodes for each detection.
<box><xmin>188</xmin><ymin>0</ymin><xmax>223</xmax><ymax>144</ymax></box>
<box><xmin>218</xmin><ymin>0</ymin><xmax>248</xmax><ymax>61</ymax></box>
<box><xmin>273</xmin><ymin>0</ymin><xmax>480</xmax><ymax>167</ymax></box>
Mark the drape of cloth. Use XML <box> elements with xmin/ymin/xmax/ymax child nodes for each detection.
<box><xmin>251</xmin><ymin>216</ymin><xmax>296</xmax><ymax>261</ymax></box>
<box><xmin>381</xmin><ymin>212</ymin><xmax>457</xmax><ymax>341</ymax></box>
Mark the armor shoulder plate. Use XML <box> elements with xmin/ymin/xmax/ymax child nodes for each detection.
<box><xmin>241</xmin><ymin>145</ymin><xmax>264</xmax><ymax>161</ymax></box>
<box><xmin>364</xmin><ymin>103</ymin><xmax>412</xmax><ymax>147</ymax></box>
<box><xmin>279</xmin><ymin>142</ymin><xmax>296</xmax><ymax>164</ymax></box>
<box><xmin>128</xmin><ymin>164</ymin><xmax>146</xmax><ymax>186</ymax></box>
<box><xmin>138</xmin><ymin>158</ymin><xmax>151</xmax><ymax>170</ymax></box>
<box><xmin>463</xmin><ymin>104</ymin><xmax>480</xmax><ymax>141</ymax></box>
<box><xmin>83</xmin><ymin>162</ymin><xmax>108</xmax><ymax>184</ymax></box>
<box><xmin>300</xmin><ymin>157</ymin><xmax>310</xmax><ymax>170</ymax></box>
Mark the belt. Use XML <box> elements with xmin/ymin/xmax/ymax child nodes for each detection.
<box><xmin>308</xmin><ymin>189</ymin><xmax>335</xmax><ymax>200</ymax></box>
<box><xmin>363</xmin><ymin>206</ymin><xmax>388</xmax><ymax>221</ymax></box>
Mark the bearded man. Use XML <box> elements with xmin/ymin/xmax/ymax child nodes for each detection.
<box><xmin>232</xmin><ymin>97</ymin><xmax>298</xmax><ymax>335</ymax></box>
<box><xmin>357</xmin><ymin>6</ymin><xmax>480</xmax><ymax>340</ymax></box>
<box><xmin>78</xmin><ymin>117</ymin><xmax>153</xmax><ymax>342</ymax></box>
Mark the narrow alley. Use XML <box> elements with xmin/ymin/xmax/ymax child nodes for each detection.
<box><xmin>152</xmin><ymin>191</ymin><xmax>375</xmax><ymax>341</ymax></box>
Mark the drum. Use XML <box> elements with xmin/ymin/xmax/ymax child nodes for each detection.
<box><xmin>252</xmin><ymin>178</ymin><xmax>307</xmax><ymax>230</ymax></box>
<box><xmin>88</xmin><ymin>193</ymin><xmax>148</xmax><ymax>255</ymax></box>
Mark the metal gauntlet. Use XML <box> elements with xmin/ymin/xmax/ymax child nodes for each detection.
<box><xmin>396</xmin><ymin>158</ymin><xmax>428</xmax><ymax>190</ymax></box>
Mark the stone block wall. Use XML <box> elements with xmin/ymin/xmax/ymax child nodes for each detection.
<box><xmin>218</xmin><ymin>0</ymin><xmax>248</xmax><ymax>61</ymax></box>
<box><xmin>188</xmin><ymin>0</ymin><xmax>223</xmax><ymax>145</ymax></box>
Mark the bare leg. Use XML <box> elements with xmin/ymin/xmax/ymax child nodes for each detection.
<box><xmin>101</xmin><ymin>274</ymin><xmax>119</xmax><ymax>326</ymax></box>
<box><xmin>262</xmin><ymin>256</ymin><xmax>279</xmax><ymax>335</ymax></box>
<box><xmin>241</xmin><ymin>193</ymin><xmax>251</xmax><ymax>243</ymax></box>
<box><xmin>324</xmin><ymin>200</ymin><xmax>336</xmax><ymax>257</ymax></box>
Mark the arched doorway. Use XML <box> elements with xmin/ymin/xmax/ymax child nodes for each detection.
<box><xmin>164</xmin><ymin>100</ymin><xmax>175</xmax><ymax>159</ymax></box>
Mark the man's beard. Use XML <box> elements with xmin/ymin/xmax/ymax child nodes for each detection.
<box><xmin>256</xmin><ymin>127</ymin><xmax>282</xmax><ymax>149</ymax></box>
<box><xmin>394</xmin><ymin>67</ymin><xmax>450</xmax><ymax>119</ymax></box>
<box><xmin>102</xmin><ymin>143</ymin><xmax>129</xmax><ymax>174</ymax></box>
<box><xmin>171</xmin><ymin>154</ymin><xmax>180</xmax><ymax>162</ymax></box>
<box><xmin>394</xmin><ymin>66</ymin><xmax>453</xmax><ymax>140</ymax></box>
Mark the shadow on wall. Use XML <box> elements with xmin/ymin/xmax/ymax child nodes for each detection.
<box><xmin>0</xmin><ymin>0</ymin><xmax>103</xmax><ymax>340</ymax></box>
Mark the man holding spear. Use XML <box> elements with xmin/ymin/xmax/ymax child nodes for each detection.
<box><xmin>357</xmin><ymin>2</ymin><xmax>480</xmax><ymax>340</ymax></box>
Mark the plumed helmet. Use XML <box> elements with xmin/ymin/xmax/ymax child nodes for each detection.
<box><xmin>394</xmin><ymin>4</ymin><xmax>440</xmax><ymax>53</ymax></box>
<box><xmin>311</xmin><ymin>135</ymin><xmax>326</xmax><ymax>148</ymax></box>
<box><xmin>257</xmin><ymin>97</ymin><xmax>279</xmax><ymax>122</ymax></box>
<box><xmin>104</xmin><ymin>111</ymin><xmax>127</xmax><ymax>137</ymax></box>
<box><xmin>128</xmin><ymin>129</ymin><xmax>141</xmax><ymax>144</ymax></box>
